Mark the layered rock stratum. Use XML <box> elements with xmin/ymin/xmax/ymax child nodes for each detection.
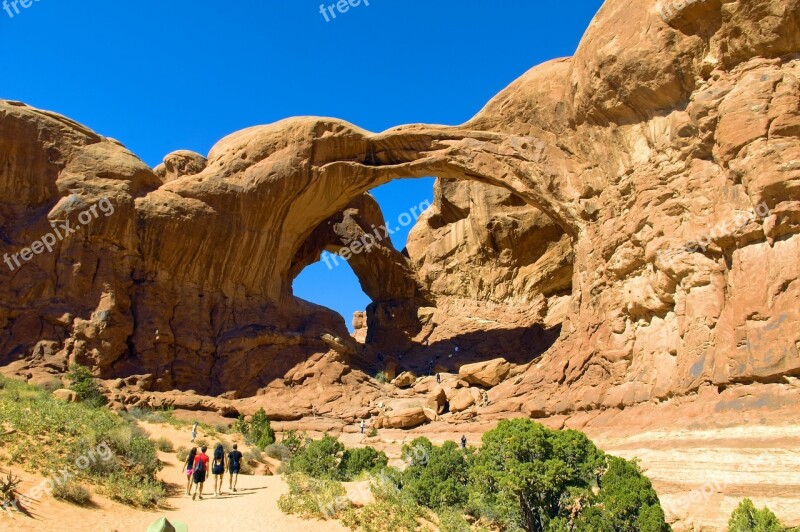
<box><xmin>1</xmin><ymin>0</ymin><xmax>799</xmax><ymax>527</ymax></box>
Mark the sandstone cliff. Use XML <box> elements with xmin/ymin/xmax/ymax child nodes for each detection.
<box><xmin>0</xmin><ymin>0</ymin><xmax>798</xmax><ymax>429</ymax></box>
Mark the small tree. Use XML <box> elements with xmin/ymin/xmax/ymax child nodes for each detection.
<box><xmin>249</xmin><ymin>408</ymin><xmax>275</xmax><ymax>450</ymax></box>
<box><xmin>402</xmin><ymin>439</ymin><xmax>470</xmax><ymax>509</ymax></box>
<box><xmin>728</xmin><ymin>499</ymin><xmax>783</xmax><ymax>532</ymax></box>
<box><xmin>288</xmin><ymin>434</ymin><xmax>345</xmax><ymax>479</ymax></box>
<box><xmin>337</xmin><ymin>446</ymin><xmax>388</xmax><ymax>481</ymax></box>
<box><xmin>235</xmin><ymin>409</ymin><xmax>275</xmax><ymax>450</ymax></box>
<box><xmin>67</xmin><ymin>364</ymin><xmax>108</xmax><ymax>407</ymax></box>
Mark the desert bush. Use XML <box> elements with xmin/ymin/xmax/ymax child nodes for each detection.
<box><xmin>239</xmin><ymin>460</ymin><xmax>255</xmax><ymax>475</ymax></box>
<box><xmin>282</xmin><ymin>430</ymin><xmax>306</xmax><ymax>455</ymax></box>
<box><xmin>176</xmin><ymin>447</ymin><xmax>189</xmax><ymax>463</ymax></box>
<box><xmin>374</xmin><ymin>371</ymin><xmax>389</xmax><ymax>384</ymax></box>
<box><xmin>341</xmin><ymin>472</ymin><xmax>426</xmax><ymax>532</ymax></box>
<box><xmin>402</xmin><ymin>439</ymin><xmax>469</xmax><ymax>509</ymax></box>
<box><xmin>468</xmin><ymin>419</ymin><xmax>669</xmax><ymax>532</ymax></box>
<box><xmin>278</xmin><ymin>473</ymin><xmax>349</xmax><ymax>520</ymax></box>
<box><xmin>368</xmin><ymin>426</ymin><xmax>378</xmax><ymax>437</ymax></box>
<box><xmin>288</xmin><ymin>434</ymin><xmax>344</xmax><ymax>479</ymax></box>
<box><xmin>1</xmin><ymin>471</ymin><xmax>21</xmax><ymax>509</ymax></box>
<box><xmin>437</xmin><ymin>507</ymin><xmax>472</xmax><ymax>532</ymax></box>
<box><xmin>52</xmin><ymin>479</ymin><xmax>92</xmax><ymax>506</ymax></box>
<box><xmin>154</xmin><ymin>437</ymin><xmax>173</xmax><ymax>453</ymax></box>
<box><xmin>337</xmin><ymin>446</ymin><xmax>388</xmax><ymax>481</ymax></box>
<box><xmin>103</xmin><ymin>473</ymin><xmax>165</xmax><ymax>507</ymax></box>
<box><xmin>265</xmin><ymin>443</ymin><xmax>292</xmax><ymax>462</ymax></box>
<box><xmin>67</xmin><ymin>364</ymin><xmax>108</xmax><ymax>407</ymax></box>
<box><xmin>728</xmin><ymin>499</ymin><xmax>784</xmax><ymax>532</ymax></box>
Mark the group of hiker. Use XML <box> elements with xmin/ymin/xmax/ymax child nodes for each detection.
<box><xmin>182</xmin><ymin>443</ymin><xmax>244</xmax><ymax>500</ymax></box>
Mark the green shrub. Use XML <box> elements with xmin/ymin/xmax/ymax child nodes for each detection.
<box><xmin>468</xmin><ymin>418</ymin><xmax>667</xmax><ymax>532</ymax></box>
<box><xmin>729</xmin><ymin>499</ymin><xmax>784</xmax><ymax>532</ymax></box>
<box><xmin>341</xmin><ymin>472</ymin><xmax>427</xmax><ymax>532</ymax></box>
<box><xmin>235</xmin><ymin>409</ymin><xmax>275</xmax><ymax>450</ymax></box>
<box><xmin>289</xmin><ymin>434</ymin><xmax>344</xmax><ymax>479</ymax></box>
<box><xmin>154</xmin><ymin>437</ymin><xmax>173</xmax><ymax>453</ymax></box>
<box><xmin>103</xmin><ymin>473</ymin><xmax>165</xmax><ymax>507</ymax></box>
<box><xmin>599</xmin><ymin>456</ymin><xmax>669</xmax><ymax>532</ymax></box>
<box><xmin>402</xmin><ymin>439</ymin><xmax>469</xmax><ymax>509</ymax></box>
<box><xmin>278</xmin><ymin>473</ymin><xmax>349</xmax><ymax>520</ymax></box>
<box><xmin>107</xmin><ymin>425</ymin><xmax>162</xmax><ymax>477</ymax></box>
<box><xmin>282</xmin><ymin>430</ymin><xmax>306</xmax><ymax>455</ymax></box>
<box><xmin>265</xmin><ymin>443</ymin><xmax>292</xmax><ymax>462</ymax></box>
<box><xmin>368</xmin><ymin>426</ymin><xmax>378</xmax><ymax>438</ymax></box>
<box><xmin>67</xmin><ymin>364</ymin><xmax>108</xmax><ymax>407</ymax></box>
<box><xmin>52</xmin><ymin>479</ymin><xmax>92</xmax><ymax>506</ymax></box>
<box><xmin>437</xmin><ymin>507</ymin><xmax>472</xmax><ymax>532</ymax></box>
<box><xmin>374</xmin><ymin>371</ymin><xmax>389</xmax><ymax>384</ymax></box>
<box><xmin>337</xmin><ymin>446</ymin><xmax>389</xmax><ymax>481</ymax></box>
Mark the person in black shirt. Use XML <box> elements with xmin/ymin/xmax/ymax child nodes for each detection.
<box><xmin>228</xmin><ymin>444</ymin><xmax>243</xmax><ymax>492</ymax></box>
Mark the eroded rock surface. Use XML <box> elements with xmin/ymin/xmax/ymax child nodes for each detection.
<box><xmin>0</xmin><ymin>0</ymin><xmax>798</xmax><ymax>451</ymax></box>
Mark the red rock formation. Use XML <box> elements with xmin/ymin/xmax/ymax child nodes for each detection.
<box><xmin>0</xmin><ymin>0</ymin><xmax>798</xmax><ymax>429</ymax></box>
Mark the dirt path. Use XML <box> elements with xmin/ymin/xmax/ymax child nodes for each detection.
<box><xmin>6</xmin><ymin>421</ymin><xmax>347</xmax><ymax>532</ymax></box>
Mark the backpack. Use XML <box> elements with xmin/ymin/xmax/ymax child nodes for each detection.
<box><xmin>195</xmin><ymin>456</ymin><xmax>205</xmax><ymax>473</ymax></box>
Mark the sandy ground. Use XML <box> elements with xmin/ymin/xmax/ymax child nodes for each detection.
<box><xmin>4</xmin><ymin>421</ymin><xmax>347</xmax><ymax>532</ymax></box>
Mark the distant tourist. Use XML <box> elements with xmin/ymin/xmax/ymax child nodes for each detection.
<box><xmin>424</xmin><ymin>338</ymin><xmax>429</xmax><ymax>348</ymax></box>
<box><xmin>211</xmin><ymin>443</ymin><xmax>226</xmax><ymax>497</ymax></box>
<box><xmin>360</xmin><ymin>420</ymin><xmax>365</xmax><ymax>434</ymax></box>
<box><xmin>191</xmin><ymin>421</ymin><xmax>199</xmax><ymax>442</ymax></box>
<box><xmin>183</xmin><ymin>447</ymin><xmax>197</xmax><ymax>496</ymax></box>
<box><xmin>192</xmin><ymin>445</ymin><xmax>209</xmax><ymax>500</ymax></box>
<box><xmin>461</xmin><ymin>435</ymin><xmax>467</xmax><ymax>449</ymax></box>
<box><xmin>454</xmin><ymin>346</ymin><xmax>460</xmax><ymax>356</ymax></box>
<box><xmin>228</xmin><ymin>444</ymin><xmax>243</xmax><ymax>492</ymax></box>
<box><xmin>436</xmin><ymin>373</ymin><xmax>441</xmax><ymax>384</ymax></box>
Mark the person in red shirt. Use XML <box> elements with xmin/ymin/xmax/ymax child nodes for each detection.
<box><xmin>191</xmin><ymin>445</ymin><xmax>210</xmax><ymax>500</ymax></box>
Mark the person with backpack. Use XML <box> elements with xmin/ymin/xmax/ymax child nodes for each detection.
<box><xmin>211</xmin><ymin>443</ymin><xmax>226</xmax><ymax>497</ymax></box>
<box><xmin>183</xmin><ymin>447</ymin><xmax>197</xmax><ymax>496</ymax></box>
<box><xmin>228</xmin><ymin>444</ymin><xmax>243</xmax><ymax>492</ymax></box>
<box><xmin>461</xmin><ymin>435</ymin><xmax>467</xmax><ymax>450</ymax></box>
<box><xmin>192</xmin><ymin>445</ymin><xmax>209</xmax><ymax>500</ymax></box>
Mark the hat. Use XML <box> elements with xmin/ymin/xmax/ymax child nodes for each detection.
<box><xmin>146</xmin><ymin>517</ymin><xmax>188</xmax><ymax>532</ymax></box>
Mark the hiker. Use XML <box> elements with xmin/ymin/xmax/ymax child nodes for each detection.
<box><xmin>191</xmin><ymin>421</ymin><xmax>199</xmax><ymax>442</ymax></box>
<box><xmin>360</xmin><ymin>420</ymin><xmax>365</xmax><ymax>434</ymax></box>
<box><xmin>228</xmin><ymin>444</ymin><xmax>243</xmax><ymax>492</ymax></box>
<box><xmin>436</xmin><ymin>373</ymin><xmax>441</xmax><ymax>384</ymax></box>
<box><xmin>183</xmin><ymin>447</ymin><xmax>197</xmax><ymax>496</ymax></box>
<box><xmin>461</xmin><ymin>435</ymin><xmax>467</xmax><ymax>450</ymax></box>
<box><xmin>191</xmin><ymin>445</ymin><xmax>209</xmax><ymax>500</ymax></box>
<box><xmin>211</xmin><ymin>443</ymin><xmax>226</xmax><ymax>497</ymax></box>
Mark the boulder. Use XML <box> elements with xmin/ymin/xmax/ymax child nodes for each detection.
<box><xmin>392</xmin><ymin>371</ymin><xmax>417</xmax><ymax>388</ymax></box>
<box><xmin>449</xmin><ymin>388</ymin><xmax>480</xmax><ymax>413</ymax></box>
<box><xmin>376</xmin><ymin>407</ymin><xmax>428</xmax><ymax>429</ymax></box>
<box><xmin>458</xmin><ymin>358</ymin><xmax>512</xmax><ymax>388</ymax></box>
<box><xmin>52</xmin><ymin>389</ymin><xmax>80</xmax><ymax>403</ymax></box>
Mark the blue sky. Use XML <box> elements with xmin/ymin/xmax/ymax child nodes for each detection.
<box><xmin>1</xmin><ymin>0</ymin><xmax>603</xmax><ymax>330</ymax></box>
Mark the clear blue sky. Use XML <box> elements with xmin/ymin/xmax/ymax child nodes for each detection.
<box><xmin>1</xmin><ymin>0</ymin><xmax>603</xmax><ymax>330</ymax></box>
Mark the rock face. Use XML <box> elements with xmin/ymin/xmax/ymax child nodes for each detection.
<box><xmin>0</xmin><ymin>0</ymin><xmax>798</xmax><ymax>437</ymax></box>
